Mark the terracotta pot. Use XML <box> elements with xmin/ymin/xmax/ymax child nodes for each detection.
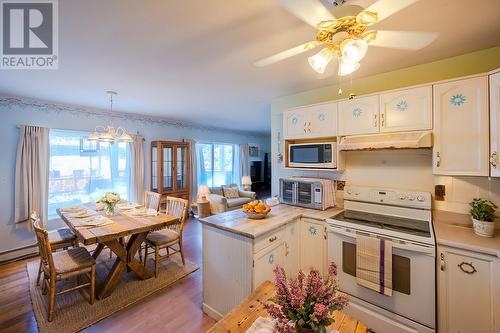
<box><xmin>472</xmin><ymin>218</ymin><xmax>495</xmax><ymax>237</ymax></box>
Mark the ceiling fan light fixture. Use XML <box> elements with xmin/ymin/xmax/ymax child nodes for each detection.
<box><xmin>119</xmin><ymin>131</ymin><xmax>134</xmax><ymax>143</ymax></box>
<box><xmin>361</xmin><ymin>30</ymin><xmax>378</xmax><ymax>43</ymax></box>
<box><xmin>340</xmin><ymin>38</ymin><xmax>368</xmax><ymax>64</ymax></box>
<box><xmin>308</xmin><ymin>47</ymin><xmax>335</xmax><ymax>74</ymax></box>
<box><xmin>338</xmin><ymin>60</ymin><xmax>360</xmax><ymax>76</ymax></box>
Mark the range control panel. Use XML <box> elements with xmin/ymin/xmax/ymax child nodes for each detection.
<box><xmin>344</xmin><ymin>185</ymin><xmax>432</xmax><ymax>210</ymax></box>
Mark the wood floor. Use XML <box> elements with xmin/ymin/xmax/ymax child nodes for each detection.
<box><xmin>0</xmin><ymin>218</ymin><xmax>217</xmax><ymax>333</ymax></box>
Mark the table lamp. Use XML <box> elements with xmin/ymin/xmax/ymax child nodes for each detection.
<box><xmin>241</xmin><ymin>176</ymin><xmax>252</xmax><ymax>191</ymax></box>
<box><xmin>198</xmin><ymin>185</ymin><xmax>210</xmax><ymax>203</ymax></box>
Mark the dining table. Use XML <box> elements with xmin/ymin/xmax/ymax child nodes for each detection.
<box><xmin>57</xmin><ymin>204</ymin><xmax>179</xmax><ymax>299</ymax></box>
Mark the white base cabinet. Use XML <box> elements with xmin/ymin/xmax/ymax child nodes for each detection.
<box><xmin>437</xmin><ymin>246</ymin><xmax>500</xmax><ymax>333</ymax></box>
<box><xmin>300</xmin><ymin>218</ymin><xmax>327</xmax><ymax>275</ymax></box>
<box><xmin>202</xmin><ymin>217</ymin><xmax>328</xmax><ymax>320</ymax></box>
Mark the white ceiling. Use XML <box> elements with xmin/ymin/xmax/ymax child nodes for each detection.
<box><xmin>1</xmin><ymin>0</ymin><xmax>499</xmax><ymax>135</ymax></box>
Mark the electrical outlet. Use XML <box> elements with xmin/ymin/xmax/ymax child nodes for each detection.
<box><xmin>435</xmin><ymin>185</ymin><xmax>446</xmax><ymax>201</ymax></box>
<box><xmin>337</xmin><ymin>181</ymin><xmax>346</xmax><ymax>191</ymax></box>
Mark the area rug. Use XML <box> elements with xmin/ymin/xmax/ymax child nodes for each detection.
<box><xmin>27</xmin><ymin>252</ymin><xmax>199</xmax><ymax>333</ymax></box>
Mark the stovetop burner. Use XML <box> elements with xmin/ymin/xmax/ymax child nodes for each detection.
<box><xmin>334</xmin><ymin>210</ymin><xmax>432</xmax><ymax>238</ymax></box>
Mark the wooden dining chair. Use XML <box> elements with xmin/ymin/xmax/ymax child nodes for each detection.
<box><xmin>30</xmin><ymin>212</ymin><xmax>79</xmax><ymax>286</ymax></box>
<box><xmin>144</xmin><ymin>191</ymin><xmax>162</xmax><ymax>211</ymax></box>
<box><xmin>32</xmin><ymin>216</ymin><xmax>96</xmax><ymax>322</ymax></box>
<box><xmin>143</xmin><ymin>196</ymin><xmax>188</xmax><ymax>277</ymax></box>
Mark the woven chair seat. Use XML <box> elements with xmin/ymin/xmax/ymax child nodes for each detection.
<box><xmin>52</xmin><ymin>247</ymin><xmax>95</xmax><ymax>274</ymax></box>
<box><xmin>146</xmin><ymin>229</ymin><xmax>179</xmax><ymax>245</ymax></box>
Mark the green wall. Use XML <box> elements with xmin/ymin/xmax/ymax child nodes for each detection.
<box><xmin>272</xmin><ymin>46</ymin><xmax>500</xmax><ymax>113</ymax></box>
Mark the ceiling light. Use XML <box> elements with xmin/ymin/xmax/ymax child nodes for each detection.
<box><xmin>338</xmin><ymin>60</ymin><xmax>360</xmax><ymax>76</ymax></box>
<box><xmin>340</xmin><ymin>39</ymin><xmax>368</xmax><ymax>64</ymax></box>
<box><xmin>356</xmin><ymin>11</ymin><xmax>378</xmax><ymax>25</ymax></box>
<box><xmin>308</xmin><ymin>48</ymin><xmax>335</xmax><ymax>74</ymax></box>
<box><xmin>88</xmin><ymin>91</ymin><xmax>134</xmax><ymax>144</ymax></box>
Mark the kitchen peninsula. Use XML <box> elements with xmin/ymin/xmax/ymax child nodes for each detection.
<box><xmin>199</xmin><ymin>204</ymin><xmax>343</xmax><ymax>320</ymax></box>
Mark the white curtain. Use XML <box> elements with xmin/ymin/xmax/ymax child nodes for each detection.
<box><xmin>129</xmin><ymin>134</ymin><xmax>145</xmax><ymax>204</ymax></box>
<box><xmin>14</xmin><ymin>125</ymin><xmax>50</xmax><ymax>225</ymax></box>
<box><xmin>186</xmin><ymin>139</ymin><xmax>198</xmax><ymax>201</ymax></box>
<box><xmin>239</xmin><ymin>143</ymin><xmax>250</xmax><ymax>178</ymax></box>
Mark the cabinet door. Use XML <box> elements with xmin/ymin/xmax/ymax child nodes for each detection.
<box><xmin>162</xmin><ymin>145</ymin><xmax>173</xmax><ymax>192</ymax></box>
<box><xmin>284</xmin><ymin>109</ymin><xmax>308</xmax><ymax>140</ymax></box>
<box><xmin>300</xmin><ymin>218</ymin><xmax>326</xmax><ymax>275</ymax></box>
<box><xmin>151</xmin><ymin>145</ymin><xmax>159</xmax><ymax>192</ymax></box>
<box><xmin>433</xmin><ymin>76</ymin><xmax>489</xmax><ymax>176</ymax></box>
<box><xmin>175</xmin><ymin>145</ymin><xmax>189</xmax><ymax>191</ymax></box>
<box><xmin>379</xmin><ymin>86</ymin><xmax>432</xmax><ymax>133</ymax></box>
<box><xmin>309</xmin><ymin>102</ymin><xmax>337</xmax><ymax>138</ymax></box>
<box><xmin>338</xmin><ymin>95</ymin><xmax>379</xmax><ymax>136</ymax></box>
<box><xmin>285</xmin><ymin>219</ymin><xmax>300</xmax><ymax>279</ymax></box>
<box><xmin>490</xmin><ymin>72</ymin><xmax>500</xmax><ymax>177</ymax></box>
<box><xmin>438</xmin><ymin>246</ymin><xmax>498</xmax><ymax>333</ymax></box>
<box><xmin>253</xmin><ymin>242</ymin><xmax>286</xmax><ymax>288</ymax></box>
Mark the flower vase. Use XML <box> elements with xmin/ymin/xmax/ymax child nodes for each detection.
<box><xmin>295</xmin><ymin>325</ymin><xmax>338</xmax><ymax>333</ymax></box>
<box><xmin>104</xmin><ymin>203</ymin><xmax>117</xmax><ymax>216</ymax></box>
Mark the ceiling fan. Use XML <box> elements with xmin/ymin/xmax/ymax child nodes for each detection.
<box><xmin>254</xmin><ymin>0</ymin><xmax>437</xmax><ymax>76</ymax></box>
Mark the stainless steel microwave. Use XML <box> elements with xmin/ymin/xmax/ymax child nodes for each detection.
<box><xmin>288</xmin><ymin>142</ymin><xmax>336</xmax><ymax>169</ymax></box>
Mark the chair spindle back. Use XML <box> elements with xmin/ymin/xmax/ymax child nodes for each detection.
<box><xmin>164</xmin><ymin>196</ymin><xmax>188</xmax><ymax>234</ymax></box>
<box><xmin>31</xmin><ymin>214</ymin><xmax>55</xmax><ymax>272</ymax></box>
<box><xmin>144</xmin><ymin>191</ymin><xmax>162</xmax><ymax>212</ymax></box>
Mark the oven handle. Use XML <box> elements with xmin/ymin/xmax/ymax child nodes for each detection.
<box><xmin>327</xmin><ymin>225</ymin><xmax>435</xmax><ymax>255</ymax></box>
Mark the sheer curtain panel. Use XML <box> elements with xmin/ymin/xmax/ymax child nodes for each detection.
<box><xmin>185</xmin><ymin>139</ymin><xmax>198</xmax><ymax>201</ymax></box>
<box><xmin>239</xmin><ymin>143</ymin><xmax>250</xmax><ymax>179</ymax></box>
<box><xmin>14</xmin><ymin>125</ymin><xmax>50</xmax><ymax>225</ymax></box>
<box><xmin>129</xmin><ymin>134</ymin><xmax>145</xmax><ymax>204</ymax></box>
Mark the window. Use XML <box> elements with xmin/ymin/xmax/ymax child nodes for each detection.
<box><xmin>197</xmin><ymin>143</ymin><xmax>238</xmax><ymax>187</ymax></box>
<box><xmin>48</xmin><ymin>130</ymin><xmax>130</xmax><ymax>219</ymax></box>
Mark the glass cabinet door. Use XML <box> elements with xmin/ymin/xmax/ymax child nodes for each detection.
<box><xmin>176</xmin><ymin>146</ymin><xmax>188</xmax><ymax>191</ymax></box>
<box><xmin>151</xmin><ymin>145</ymin><xmax>158</xmax><ymax>192</ymax></box>
<box><xmin>163</xmin><ymin>146</ymin><xmax>173</xmax><ymax>192</ymax></box>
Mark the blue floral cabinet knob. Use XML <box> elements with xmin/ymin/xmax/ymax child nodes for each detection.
<box><xmin>291</xmin><ymin>116</ymin><xmax>298</xmax><ymax>125</ymax></box>
<box><xmin>450</xmin><ymin>93</ymin><xmax>466</xmax><ymax>106</ymax></box>
<box><xmin>309</xmin><ymin>226</ymin><xmax>318</xmax><ymax>236</ymax></box>
<box><xmin>396</xmin><ymin>100</ymin><xmax>408</xmax><ymax>112</ymax></box>
<box><xmin>318</xmin><ymin>113</ymin><xmax>326</xmax><ymax>122</ymax></box>
<box><xmin>352</xmin><ymin>108</ymin><xmax>363</xmax><ymax>117</ymax></box>
<box><xmin>268</xmin><ymin>254</ymin><xmax>275</xmax><ymax>265</ymax></box>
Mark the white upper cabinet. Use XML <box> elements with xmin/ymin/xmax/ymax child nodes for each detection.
<box><xmin>490</xmin><ymin>72</ymin><xmax>500</xmax><ymax>177</ymax></box>
<box><xmin>433</xmin><ymin>76</ymin><xmax>489</xmax><ymax>176</ymax></box>
<box><xmin>379</xmin><ymin>86</ymin><xmax>432</xmax><ymax>133</ymax></box>
<box><xmin>283</xmin><ymin>102</ymin><xmax>337</xmax><ymax>140</ymax></box>
<box><xmin>338</xmin><ymin>95</ymin><xmax>379</xmax><ymax>136</ymax></box>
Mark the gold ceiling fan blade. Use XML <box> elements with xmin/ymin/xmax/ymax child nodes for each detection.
<box><xmin>274</xmin><ymin>0</ymin><xmax>336</xmax><ymax>27</ymax></box>
<box><xmin>254</xmin><ymin>42</ymin><xmax>319</xmax><ymax>67</ymax></box>
<box><xmin>365</xmin><ymin>0</ymin><xmax>419</xmax><ymax>23</ymax></box>
<box><xmin>369</xmin><ymin>30</ymin><xmax>438</xmax><ymax>50</ymax></box>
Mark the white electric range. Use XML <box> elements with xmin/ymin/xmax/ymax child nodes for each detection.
<box><xmin>326</xmin><ymin>185</ymin><xmax>435</xmax><ymax>333</ymax></box>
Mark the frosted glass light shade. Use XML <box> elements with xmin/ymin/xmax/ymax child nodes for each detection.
<box><xmin>340</xmin><ymin>39</ymin><xmax>368</xmax><ymax>64</ymax></box>
<box><xmin>338</xmin><ymin>60</ymin><xmax>360</xmax><ymax>76</ymax></box>
<box><xmin>88</xmin><ymin>131</ymin><xmax>100</xmax><ymax>141</ymax></box>
<box><xmin>308</xmin><ymin>48</ymin><xmax>335</xmax><ymax>74</ymax></box>
<box><xmin>119</xmin><ymin>131</ymin><xmax>134</xmax><ymax>142</ymax></box>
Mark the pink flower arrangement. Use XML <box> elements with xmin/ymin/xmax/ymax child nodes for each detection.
<box><xmin>264</xmin><ymin>263</ymin><xmax>348</xmax><ymax>333</ymax></box>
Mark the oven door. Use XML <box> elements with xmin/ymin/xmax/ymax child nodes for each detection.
<box><xmin>327</xmin><ymin>225</ymin><xmax>435</xmax><ymax>329</ymax></box>
<box><xmin>289</xmin><ymin>143</ymin><xmax>335</xmax><ymax>168</ymax></box>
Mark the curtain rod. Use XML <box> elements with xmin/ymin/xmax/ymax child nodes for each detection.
<box><xmin>16</xmin><ymin>125</ymin><xmax>145</xmax><ymax>141</ymax></box>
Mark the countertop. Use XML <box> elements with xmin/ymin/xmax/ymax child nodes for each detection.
<box><xmin>433</xmin><ymin>210</ymin><xmax>500</xmax><ymax>258</ymax></box>
<box><xmin>199</xmin><ymin>204</ymin><xmax>343</xmax><ymax>239</ymax></box>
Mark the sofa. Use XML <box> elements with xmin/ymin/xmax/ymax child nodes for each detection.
<box><xmin>207</xmin><ymin>184</ymin><xmax>256</xmax><ymax>214</ymax></box>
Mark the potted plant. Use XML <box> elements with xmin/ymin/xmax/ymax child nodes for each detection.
<box><xmin>97</xmin><ymin>192</ymin><xmax>121</xmax><ymax>216</ymax></box>
<box><xmin>470</xmin><ymin>198</ymin><xmax>497</xmax><ymax>237</ymax></box>
<box><xmin>264</xmin><ymin>263</ymin><xmax>348</xmax><ymax>333</ymax></box>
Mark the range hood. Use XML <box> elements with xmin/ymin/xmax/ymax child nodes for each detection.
<box><xmin>338</xmin><ymin>131</ymin><xmax>432</xmax><ymax>151</ymax></box>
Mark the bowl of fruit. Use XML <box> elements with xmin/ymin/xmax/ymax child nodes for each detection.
<box><xmin>242</xmin><ymin>200</ymin><xmax>272</xmax><ymax>219</ymax></box>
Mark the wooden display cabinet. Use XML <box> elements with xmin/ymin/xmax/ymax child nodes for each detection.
<box><xmin>151</xmin><ymin>140</ymin><xmax>190</xmax><ymax>210</ymax></box>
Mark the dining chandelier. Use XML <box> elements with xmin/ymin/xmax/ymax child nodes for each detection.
<box><xmin>88</xmin><ymin>91</ymin><xmax>133</xmax><ymax>144</ymax></box>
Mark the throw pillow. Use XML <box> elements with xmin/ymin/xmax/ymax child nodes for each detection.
<box><xmin>223</xmin><ymin>186</ymin><xmax>240</xmax><ymax>199</ymax></box>
<box><xmin>210</xmin><ymin>187</ymin><xmax>224</xmax><ymax>196</ymax></box>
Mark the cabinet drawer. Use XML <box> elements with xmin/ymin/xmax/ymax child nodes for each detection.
<box><xmin>254</xmin><ymin>227</ymin><xmax>286</xmax><ymax>254</ymax></box>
